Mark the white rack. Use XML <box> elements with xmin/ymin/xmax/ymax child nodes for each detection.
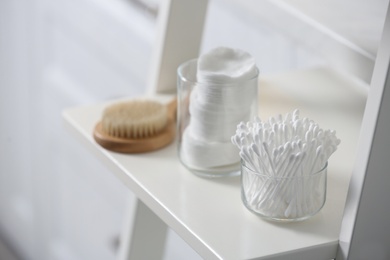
<box><xmin>63</xmin><ymin>0</ymin><xmax>390</xmax><ymax>259</ymax></box>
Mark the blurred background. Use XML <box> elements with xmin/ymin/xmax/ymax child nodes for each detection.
<box><xmin>0</xmin><ymin>0</ymin><xmax>387</xmax><ymax>259</ymax></box>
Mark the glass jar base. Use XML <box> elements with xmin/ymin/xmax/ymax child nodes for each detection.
<box><xmin>181</xmin><ymin>161</ymin><xmax>241</xmax><ymax>178</ymax></box>
<box><xmin>240</xmin><ymin>160</ymin><xmax>327</xmax><ymax>222</ymax></box>
<box><xmin>242</xmin><ymin>196</ymin><xmax>324</xmax><ymax>222</ymax></box>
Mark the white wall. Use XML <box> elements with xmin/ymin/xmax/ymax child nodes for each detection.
<box><xmin>0</xmin><ymin>0</ymin><xmax>35</xmax><ymax>258</ymax></box>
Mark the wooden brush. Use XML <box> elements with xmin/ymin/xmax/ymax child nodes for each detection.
<box><xmin>93</xmin><ymin>98</ymin><xmax>176</xmax><ymax>153</ymax></box>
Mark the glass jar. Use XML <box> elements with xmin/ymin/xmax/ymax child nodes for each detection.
<box><xmin>177</xmin><ymin>59</ymin><xmax>259</xmax><ymax>177</ymax></box>
<box><xmin>241</xmin><ymin>159</ymin><xmax>327</xmax><ymax>222</ymax></box>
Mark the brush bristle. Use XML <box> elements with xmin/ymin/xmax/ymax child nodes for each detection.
<box><xmin>102</xmin><ymin>100</ymin><xmax>168</xmax><ymax>138</ymax></box>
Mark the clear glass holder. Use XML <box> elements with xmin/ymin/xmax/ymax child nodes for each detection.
<box><xmin>177</xmin><ymin>59</ymin><xmax>259</xmax><ymax>177</ymax></box>
<box><xmin>241</xmin><ymin>160</ymin><xmax>327</xmax><ymax>222</ymax></box>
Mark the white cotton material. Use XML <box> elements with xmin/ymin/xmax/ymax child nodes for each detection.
<box><xmin>180</xmin><ymin>128</ymin><xmax>240</xmax><ymax>169</ymax></box>
<box><xmin>180</xmin><ymin>47</ymin><xmax>258</xmax><ymax>169</ymax></box>
<box><xmin>197</xmin><ymin>47</ymin><xmax>257</xmax><ymax>83</ymax></box>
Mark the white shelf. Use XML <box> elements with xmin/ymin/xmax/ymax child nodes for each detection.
<box><xmin>63</xmin><ymin>67</ymin><xmax>367</xmax><ymax>259</ymax></box>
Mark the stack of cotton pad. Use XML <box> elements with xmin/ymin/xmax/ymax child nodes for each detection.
<box><xmin>181</xmin><ymin>47</ymin><xmax>258</xmax><ymax>170</ymax></box>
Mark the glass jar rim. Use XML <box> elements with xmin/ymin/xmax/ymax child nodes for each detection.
<box><xmin>177</xmin><ymin>58</ymin><xmax>260</xmax><ymax>85</ymax></box>
<box><xmin>241</xmin><ymin>159</ymin><xmax>328</xmax><ymax>179</ymax></box>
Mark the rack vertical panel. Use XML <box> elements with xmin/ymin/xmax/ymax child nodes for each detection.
<box><xmin>337</xmin><ymin>3</ymin><xmax>390</xmax><ymax>260</ymax></box>
<box><xmin>117</xmin><ymin>1</ymin><xmax>208</xmax><ymax>259</ymax></box>
<box><xmin>147</xmin><ymin>0</ymin><xmax>208</xmax><ymax>94</ymax></box>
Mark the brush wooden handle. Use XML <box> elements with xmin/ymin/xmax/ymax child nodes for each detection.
<box><xmin>93</xmin><ymin>119</ymin><xmax>175</xmax><ymax>153</ymax></box>
<box><xmin>166</xmin><ymin>97</ymin><xmax>177</xmax><ymax>121</ymax></box>
<box><xmin>93</xmin><ymin>98</ymin><xmax>177</xmax><ymax>153</ymax></box>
